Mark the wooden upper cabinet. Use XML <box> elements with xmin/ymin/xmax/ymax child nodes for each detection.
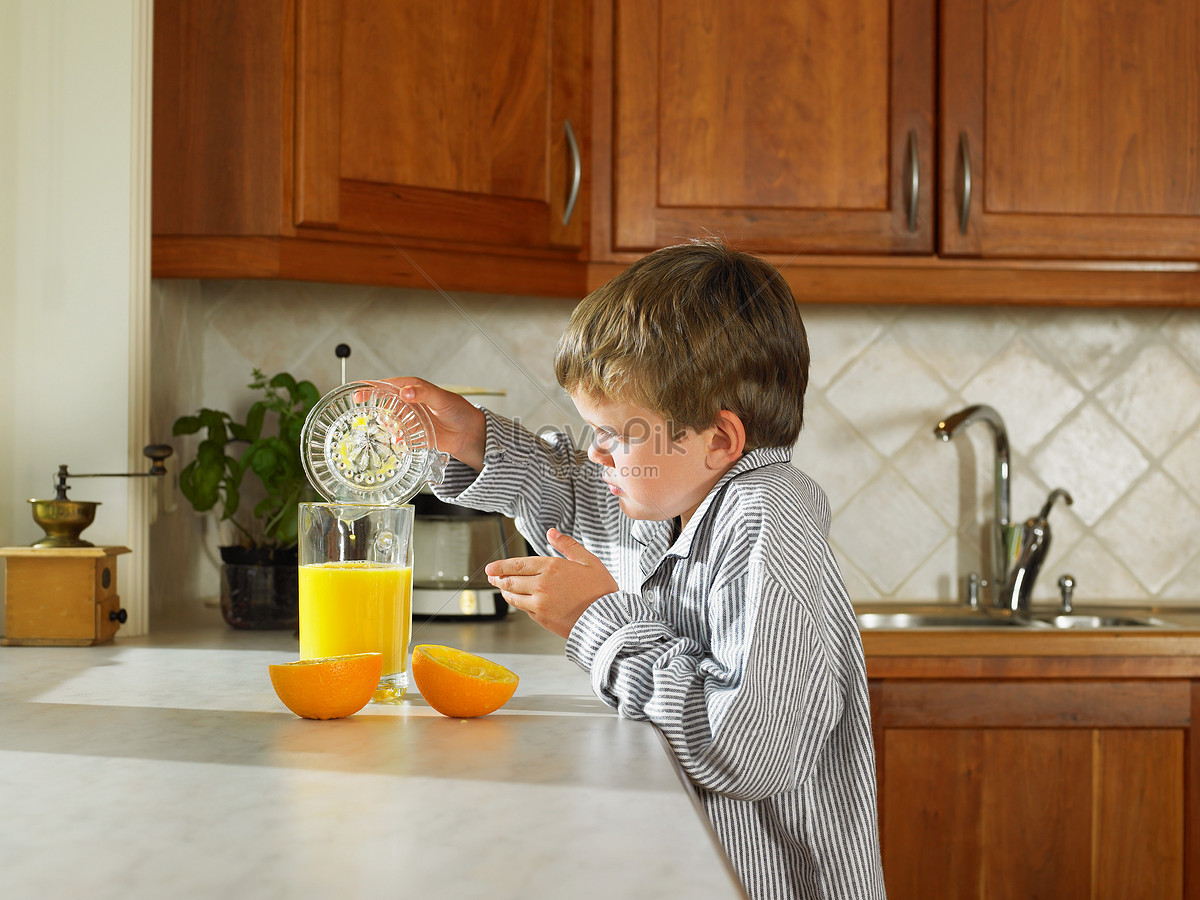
<box><xmin>151</xmin><ymin>0</ymin><xmax>1200</xmax><ymax>300</ymax></box>
<box><xmin>610</xmin><ymin>0</ymin><xmax>936</xmax><ymax>255</ymax></box>
<box><xmin>941</xmin><ymin>0</ymin><xmax>1200</xmax><ymax>260</ymax></box>
<box><xmin>152</xmin><ymin>0</ymin><xmax>289</xmax><ymax>236</ymax></box>
<box><xmin>294</xmin><ymin>0</ymin><xmax>587</xmax><ymax>252</ymax></box>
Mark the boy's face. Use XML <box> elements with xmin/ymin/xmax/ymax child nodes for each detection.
<box><xmin>571</xmin><ymin>392</ymin><xmax>730</xmax><ymax>530</ymax></box>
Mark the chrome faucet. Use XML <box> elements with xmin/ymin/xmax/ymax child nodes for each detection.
<box><xmin>934</xmin><ymin>405</ymin><xmax>1012</xmax><ymax>600</ymax></box>
<box><xmin>934</xmin><ymin>405</ymin><xmax>1074</xmax><ymax>614</ymax></box>
<box><xmin>1003</xmin><ymin>488</ymin><xmax>1073</xmax><ymax>614</ymax></box>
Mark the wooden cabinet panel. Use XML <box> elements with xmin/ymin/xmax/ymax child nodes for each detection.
<box><xmin>611</xmin><ymin>0</ymin><xmax>935</xmax><ymax>255</ymax></box>
<box><xmin>879</xmin><ymin>730</ymin><xmax>983</xmax><ymax>900</ymax></box>
<box><xmin>979</xmin><ymin>730</ymin><xmax>1092</xmax><ymax>900</ymax></box>
<box><xmin>881</xmin><ymin>728</ymin><xmax>1183</xmax><ymax>900</ymax></box>
<box><xmin>1093</xmin><ymin>730</ymin><xmax>1185</xmax><ymax>900</ymax></box>
<box><xmin>941</xmin><ymin>0</ymin><xmax>1200</xmax><ymax>259</ymax></box>
<box><xmin>152</xmin><ymin>0</ymin><xmax>288</xmax><ymax>236</ymax></box>
<box><xmin>294</xmin><ymin>0</ymin><xmax>586</xmax><ymax>251</ymax></box>
<box><xmin>872</xmin><ymin>679</ymin><xmax>1190</xmax><ymax>900</ymax></box>
<box><xmin>871</xmin><ymin>679</ymin><xmax>1192</xmax><ymax>727</ymax></box>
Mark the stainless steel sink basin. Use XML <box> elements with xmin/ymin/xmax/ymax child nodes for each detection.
<box><xmin>855</xmin><ymin>612</ymin><xmax>1028</xmax><ymax>629</ymax></box>
<box><xmin>854</xmin><ymin>606</ymin><xmax>1180</xmax><ymax>630</ymax></box>
<box><xmin>1030</xmin><ymin>613</ymin><xmax>1169</xmax><ymax>629</ymax></box>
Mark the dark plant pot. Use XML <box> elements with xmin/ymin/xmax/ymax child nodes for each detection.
<box><xmin>218</xmin><ymin>546</ymin><xmax>299</xmax><ymax>630</ymax></box>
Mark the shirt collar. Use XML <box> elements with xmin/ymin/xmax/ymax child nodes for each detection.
<box><xmin>629</xmin><ymin>445</ymin><xmax>793</xmax><ymax>563</ymax></box>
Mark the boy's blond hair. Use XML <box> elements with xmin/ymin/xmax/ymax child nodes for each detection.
<box><xmin>555</xmin><ymin>240</ymin><xmax>810</xmax><ymax>450</ymax></box>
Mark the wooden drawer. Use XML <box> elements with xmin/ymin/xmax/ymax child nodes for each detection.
<box><xmin>2</xmin><ymin>546</ymin><xmax>131</xmax><ymax>646</ymax></box>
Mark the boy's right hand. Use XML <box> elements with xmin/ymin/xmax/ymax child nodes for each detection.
<box><xmin>377</xmin><ymin>377</ymin><xmax>488</xmax><ymax>472</ymax></box>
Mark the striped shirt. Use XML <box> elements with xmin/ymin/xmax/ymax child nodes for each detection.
<box><xmin>436</xmin><ymin>411</ymin><xmax>886</xmax><ymax>900</ymax></box>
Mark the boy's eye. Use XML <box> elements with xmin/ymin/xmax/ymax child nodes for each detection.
<box><xmin>592</xmin><ymin>427</ymin><xmax>623</xmax><ymax>452</ymax></box>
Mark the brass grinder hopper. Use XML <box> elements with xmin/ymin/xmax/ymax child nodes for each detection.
<box><xmin>27</xmin><ymin>445</ymin><xmax>173</xmax><ymax>548</ymax></box>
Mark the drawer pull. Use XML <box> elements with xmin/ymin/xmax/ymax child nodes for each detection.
<box><xmin>110</xmin><ymin>608</ymin><xmax>127</xmax><ymax>624</ymax></box>
<box><xmin>906</xmin><ymin>130</ymin><xmax>919</xmax><ymax>233</ymax></box>
<box><xmin>563</xmin><ymin>118</ymin><xmax>581</xmax><ymax>227</ymax></box>
<box><xmin>958</xmin><ymin>132</ymin><xmax>973</xmax><ymax>235</ymax></box>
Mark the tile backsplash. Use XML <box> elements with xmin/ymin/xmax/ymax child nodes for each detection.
<box><xmin>150</xmin><ymin>279</ymin><xmax>1200</xmax><ymax>615</ymax></box>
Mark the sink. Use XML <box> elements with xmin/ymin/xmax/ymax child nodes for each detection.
<box><xmin>1030</xmin><ymin>613</ymin><xmax>1170</xmax><ymax>629</ymax></box>
<box><xmin>855</xmin><ymin>611</ymin><xmax>1029</xmax><ymax>630</ymax></box>
<box><xmin>855</xmin><ymin>607</ymin><xmax>1179</xmax><ymax>630</ymax></box>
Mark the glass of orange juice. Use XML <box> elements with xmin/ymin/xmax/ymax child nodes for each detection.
<box><xmin>298</xmin><ymin>502</ymin><xmax>414</xmax><ymax>702</ymax></box>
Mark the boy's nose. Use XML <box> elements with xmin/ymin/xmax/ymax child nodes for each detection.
<box><xmin>586</xmin><ymin>442</ymin><xmax>612</xmax><ymax>466</ymax></box>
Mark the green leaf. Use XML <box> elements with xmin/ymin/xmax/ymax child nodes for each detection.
<box><xmin>245</xmin><ymin>443</ymin><xmax>281</xmax><ymax>482</ymax></box>
<box><xmin>172</xmin><ymin>415</ymin><xmax>202</xmax><ymax>436</ymax></box>
<box><xmin>194</xmin><ymin>439</ymin><xmax>226</xmax><ymax>468</ymax></box>
<box><xmin>259</xmin><ymin>482</ymin><xmax>304</xmax><ymax>544</ymax></box>
<box><xmin>223</xmin><ymin>454</ymin><xmax>245</xmax><ymax>490</ymax></box>
<box><xmin>267</xmin><ymin>502</ymin><xmax>299</xmax><ymax>544</ymax></box>
<box><xmin>270</xmin><ymin>372</ymin><xmax>298</xmax><ymax>396</ymax></box>
<box><xmin>197</xmin><ymin>409</ymin><xmax>230</xmax><ymax>444</ymax></box>
<box><xmin>182</xmin><ymin>459</ymin><xmax>221</xmax><ymax>512</ymax></box>
<box><xmin>177</xmin><ymin>460</ymin><xmax>203</xmax><ymax>509</ymax></box>
<box><xmin>296</xmin><ymin>380</ymin><xmax>320</xmax><ymax>410</ymax></box>
<box><xmin>221</xmin><ymin>480</ymin><xmax>241</xmax><ymax>521</ymax></box>
<box><xmin>241</xmin><ymin>401</ymin><xmax>267</xmax><ymax>442</ymax></box>
<box><xmin>275</xmin><ymin>516</ymin><xmax>298</xmax><ymax>545</ymax></box>
<box><xmin>282</xmin><ymin>416</ymin><xmax>306</xmax><ymax>448</ymax></box>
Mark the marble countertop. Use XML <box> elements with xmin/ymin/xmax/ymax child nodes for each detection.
<box><xmin>0</xmin><ymin>610</ymin><xmax>744</xmax><ymax>900</ymax></box>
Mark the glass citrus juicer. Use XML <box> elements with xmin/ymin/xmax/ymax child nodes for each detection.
<box><xmin>298</xmin><ymin>381</ymin><xmax>449</xmax><ymax>702</ymax></box>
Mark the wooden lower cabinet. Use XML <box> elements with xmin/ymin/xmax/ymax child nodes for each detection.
<box><xmin>870</xmin><ymin>679</ymin><xmax>1194</xmax><ymax>899</ymax></box>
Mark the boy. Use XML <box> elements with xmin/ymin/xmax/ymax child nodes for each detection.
<box><xmin>387</xmin><ymin>241</ymin><xmax>885</xmax><ymax>899</ymax></box>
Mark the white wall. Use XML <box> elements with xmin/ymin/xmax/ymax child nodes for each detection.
<box><xmin>1</xmin><ymin>0</ymin><xmax>152</xmax><ymax>632</ymax></box>
<box><xmin>0</xmin><ymin>0</ymin><xmax>18</xmax><ymax>555</ymax></box>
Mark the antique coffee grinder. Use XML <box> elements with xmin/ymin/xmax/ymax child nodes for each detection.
<box><xmin>2</xmin><ymin>444</ymin><xmax>172</xmax><ymax>646</ymax></box>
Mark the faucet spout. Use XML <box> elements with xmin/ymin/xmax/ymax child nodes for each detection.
<box><xmin>1003</xmin><ymin>488</ymin><xmax>1074</xmax><ymax>614</ymax></box>
<box><xmin>934</xmin><ymin>404</ymin><xmax>1012</xmax><ymax>601</ymax></box>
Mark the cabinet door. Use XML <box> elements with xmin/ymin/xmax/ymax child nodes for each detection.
<box><xmin>295</xmin><ymin>0</ymin><xmax>586</xmax><ymax>252</ymax></box>
<box><xmin>611</xmin><ymin>0</ymin><xmax>935</xmax><ymax>255</ymax></box>
<box><xmin>871</xmin><ymin>680</ymin><xmax>1191</xmax><ymax>900</ymax></box>
<box><xmin>881</xmin><ymin>729</ymin><xmax>1185</xmax><ymax>900</ymax></box>
<box><xmin>152</xmin><ymin>0</ymin><xmax>288</xmax><ymax>237</ymax></box>
<box><xmin>941</xmin><ymin>0</ymin><xmax>1200</xmax><ymax>260</ymax></box>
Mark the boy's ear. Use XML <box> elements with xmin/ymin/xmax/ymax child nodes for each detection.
<box><xmin>705</xmin><ymin>410</ymin><xmax>746</xmax><ymax>467</ymax></box>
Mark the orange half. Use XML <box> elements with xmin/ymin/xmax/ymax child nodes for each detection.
<box><xmin>412</xmin><ymin>644</ymin><xmax>518</xmax><ymax>718</ymax></box>
<box><xmin>269</xmin><ymin>652</ymin><xmax>383</xmax><ymax>719</ymax></box>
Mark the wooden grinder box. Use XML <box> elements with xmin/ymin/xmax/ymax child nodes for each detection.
<box><xmin>1</xmin><ymin>546</ymin><xmax>130</xmax><ymax>646</ymax></box>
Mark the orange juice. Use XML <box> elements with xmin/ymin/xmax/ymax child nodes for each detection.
<box><xmin>299</xmin><ymin>561</ymin><xmax>413</xmax><ymax>700</ymax></box>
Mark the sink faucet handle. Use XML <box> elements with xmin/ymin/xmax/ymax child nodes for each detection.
<box><xmin>1037</xmin><ymin>488</ymin><xmax>1074</xmax><ymax>520</ymax></box>
<box><xmin>1057</xmin><ymin>574</ymin><xmax>1075</xmax><ymax>613</ymax></box>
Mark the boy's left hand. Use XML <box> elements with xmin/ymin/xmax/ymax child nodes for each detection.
<box><xmin>485</xmin><ymin>529</ymin><xmax>619</xmax><ymax>638</ymax></box>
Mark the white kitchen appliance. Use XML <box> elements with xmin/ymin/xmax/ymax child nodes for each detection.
<box><xmin>411</xmin><ymin>486</ymin><xmax>527</xmax><ymax>620</ymax></box>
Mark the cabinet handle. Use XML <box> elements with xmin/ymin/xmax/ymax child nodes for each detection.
<box><xmin>958</xmin><ymin>132</ymin><xmax>972</xmax><ymax>235</ymax></box>
<box><xmin>906</xmin><ymin>130</ymin><xmax>919</xmax><ymax>233</ymax></box>
<box><xmin>563</xmin><ymin>118</ymin><xmax>581</xmax><ymax>227</ymax></box>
